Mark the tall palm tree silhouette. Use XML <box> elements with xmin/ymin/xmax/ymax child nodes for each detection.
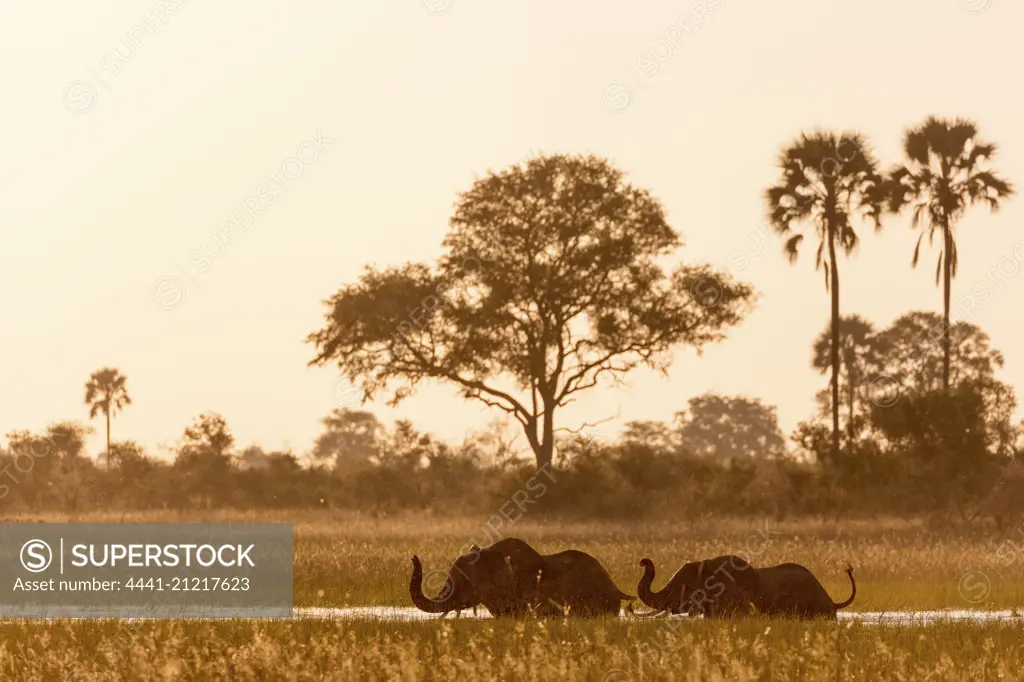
<box><xmin>812</xmin><ymin>315</ymin><xmax>876</xmax><ymax>446</ymax></box>
<box><xmin>766</xmin><ymin>131</ymin><xmax>885</xmax><ymax>459</ymax></box>
<box><xmin>887</xmin><ymin>117</ymin><xmax>1015</xmax><ymax>391</ymax></box>
<box><xmin>85</xmin><ymin>367</ymin><xmax>132</xmax><ymax>469</ymax></box>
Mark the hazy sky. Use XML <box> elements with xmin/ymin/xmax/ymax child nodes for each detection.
<box><xmin>2</xmin><ymin>0</ymin><xmax>1022</xmax><ymax>459</ymax></box>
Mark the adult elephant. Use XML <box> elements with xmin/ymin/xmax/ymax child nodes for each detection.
<box><xmin>637</xmin><ymin>555</ymin><xmax>759</xmax><ymax>617</ymax></box>
<box><xmin>410</xmin><ymin>537</ymin><xmax>633</xmax><ymax>618</ymax></box>
<box><xmin>637</xmin><ymin>556</ymin><xmax>856</xmax><ymax>620</ymax></box>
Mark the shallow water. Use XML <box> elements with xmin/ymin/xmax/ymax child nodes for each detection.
<box><xmin>298</xmin><ymin>606</ymin><xmax>1024</xmax><ymax>625</ymax></box>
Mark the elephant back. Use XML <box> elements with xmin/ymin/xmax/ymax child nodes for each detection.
<box><xmin>487</xmin><ymin>538</ymin><xmax>544</xmax><ymax>574</ymax></box>
<box><xmin>539</xmin><ymin>550</ymin><xmax>629</xmax><ymax>601</ymax></box>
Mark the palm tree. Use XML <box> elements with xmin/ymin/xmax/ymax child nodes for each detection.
<box><xmin>887</xmin><ymin>117</ymin><xmax>1015</xmax><ymax>391</ymax></box>
<box><xmin>812</xmin><ymin>315</ymin><xmax>876</xmax><ymax>445</ymax></box>
<box><xmin>765</xmin><ymin>131</ymin><xmax>885</xmax><ymax>459</ymax></box>
<box><xmin>85</xmin><ymin>367</ymin><xmax>132</xmax><ymax>468</ymax></box>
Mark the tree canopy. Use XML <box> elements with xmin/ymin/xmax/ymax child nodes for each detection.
<box><xmin>308</xmin><ymin>154</ymin><xmax>754</xmax><ymax>468</ymax></box>
<box><xmin>311</xmin><ymin>408</ymin><xmax>384</xmax><ymax>473</ymax></box>
<box><xmin>675</xmin><ymin>394</ymin><xmax>787</xmax><ymax>461</ymax></box>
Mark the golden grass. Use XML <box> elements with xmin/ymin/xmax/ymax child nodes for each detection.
<box><xmin>3</xmin><ymin>510</ymin><xmax>1024</xmax><ymax>680</ymax></box>
<box><xmin>3</xmin><ymin>619</ymin><xmax>1024</xmax><ymax>681</ymax></box>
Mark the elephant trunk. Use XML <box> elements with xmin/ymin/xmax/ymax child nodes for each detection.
<box><xmin>409</xmin><ymin>556</ymin><xmax>457</xmax><ymax>614</ymax></box>
<box><xmin>637</xmin><ymin>559</ymin><xmax>672</xmax><ymax>611</ymax></box>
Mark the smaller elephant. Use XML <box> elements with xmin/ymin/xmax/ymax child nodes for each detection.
<box><xmin>528</xmin><ymin>548</ymin><xmax>635</xmax><ymax>618</ymax></box>
<box><xmin>638</xmin><ymin>556</ymin><xmax>856</xmax><ymax>620</ymax></box>
<box><xmin>752</xmin><ymin>562</ymin><xmax>856</xmax><ymax>619</ymax></box>
<box><xmin>637</xmin><ymin>555</ymin><xmax>758</xmax><ymax>617</ymax></box>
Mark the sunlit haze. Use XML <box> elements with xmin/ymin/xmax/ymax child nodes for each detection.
<box><xmin>2</xmin><ymin>0</ymin><xmax>1022</xmax><ymax>459</ymax></box>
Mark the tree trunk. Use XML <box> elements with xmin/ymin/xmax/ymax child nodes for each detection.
<box><xmin>105</xmin><ymin>408</ymin><xmax>112</xmax><ymax>470</ymax></box>
<box><xmin>828</xmin><ymin>232</ymin><xmax>841</xmax><ymax>461</ymax></box>
<box><xmin>537</xmin><ymin>439</ymin><xmax>554</xmax><ymax>470</ymax></box>
<box><xmin>847</xmin><ymin>371</ymin><xmax>855</xmax><ymax>448</ymax></box>
<box><xmin>942</xmin><ymin>227</ymin><xmax>953</xmax><ymax>392</ymax></box>
<box><xmin>538</xmin><ymin>402</ymin><xmax>555</xmax><ymax>470</ymax></box>
<box><xmin>520</xmin><ymin>413</ymin><xmax>555</xmax><ymax>471</ymax></box>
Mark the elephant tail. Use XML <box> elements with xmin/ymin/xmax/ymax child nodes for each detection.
<box><xmin>832</xmin><ymin>563</ymin><xmax>856</xmax><ymax>610</ymax></box>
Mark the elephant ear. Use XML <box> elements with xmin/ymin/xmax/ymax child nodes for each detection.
<box><xmin>495</xmin><ymin>548</ymin><xmax>518</xmax><ymax>580</ymax></box>
<box><xmin>723</xmin><ymin>555</ymin><xmax>757</xmax><ymax>590</ymax></box>
<box><xmin>680</xmin><ymin>561</ymin><xmax>701</xmax><ymax>587</ymax></box>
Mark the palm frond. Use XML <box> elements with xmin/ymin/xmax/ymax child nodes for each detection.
<box><xmin>969</xmin><ymin>170</ymin><xmax>1015</xmax><ymax>210</ymax></box>
<box><xmin>844</xmin><ymin>228</ymin><xmax>860</xmax><ymax>254</ymax></box>
<box><xmin>947</xmin><ymin>118</ymin><xmax>978</xmax><ymax>156</ymax></box>
<box><xmin>766</xmin><ymin>129</ymin><xmax>884</xmax><ymax>284</ymax></box>
<box><xmin>965</xmin><ymin>142</ymin><xmax>997</xmax><ymax>170</ymax></box>
<box><xmin>784</xmin><ymin>234</ymin><xmax>804</xmax><ymax>263</ymax></box>
<box><xmin>904</xmin><ymin>128</ymin><xmax>930</xmax><ymax>166</ymax></box>
<box><xmin>910</xmin><ymin>204</ymin><xmax>926</xmax><ymax>231</ymax></box>
<box><xmin>911</xmin><ymin>233</ymin><xmax>924</xmax><ymax>267</ymax></box>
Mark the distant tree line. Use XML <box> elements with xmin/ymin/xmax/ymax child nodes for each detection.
<box><xmin>3</xmin><ymin>307</ymin><xmax>1022</xmax><ymax>526</ymax></box>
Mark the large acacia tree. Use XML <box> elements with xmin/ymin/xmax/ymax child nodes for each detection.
<box><xmin>308</xmin><ymin>154</ymin><xmax>754</xmax><ymax>470</ymax></box>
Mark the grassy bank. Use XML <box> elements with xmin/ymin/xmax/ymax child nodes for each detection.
<box><xmin>3</xmin><ymin>618</ymin><xmax>1024</xmax><ymax>681</ymax></box>
<box><xmin>3</xmin><ymin>511</ymin><xmax>1024</xmax><ymax>680</ymax></box>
